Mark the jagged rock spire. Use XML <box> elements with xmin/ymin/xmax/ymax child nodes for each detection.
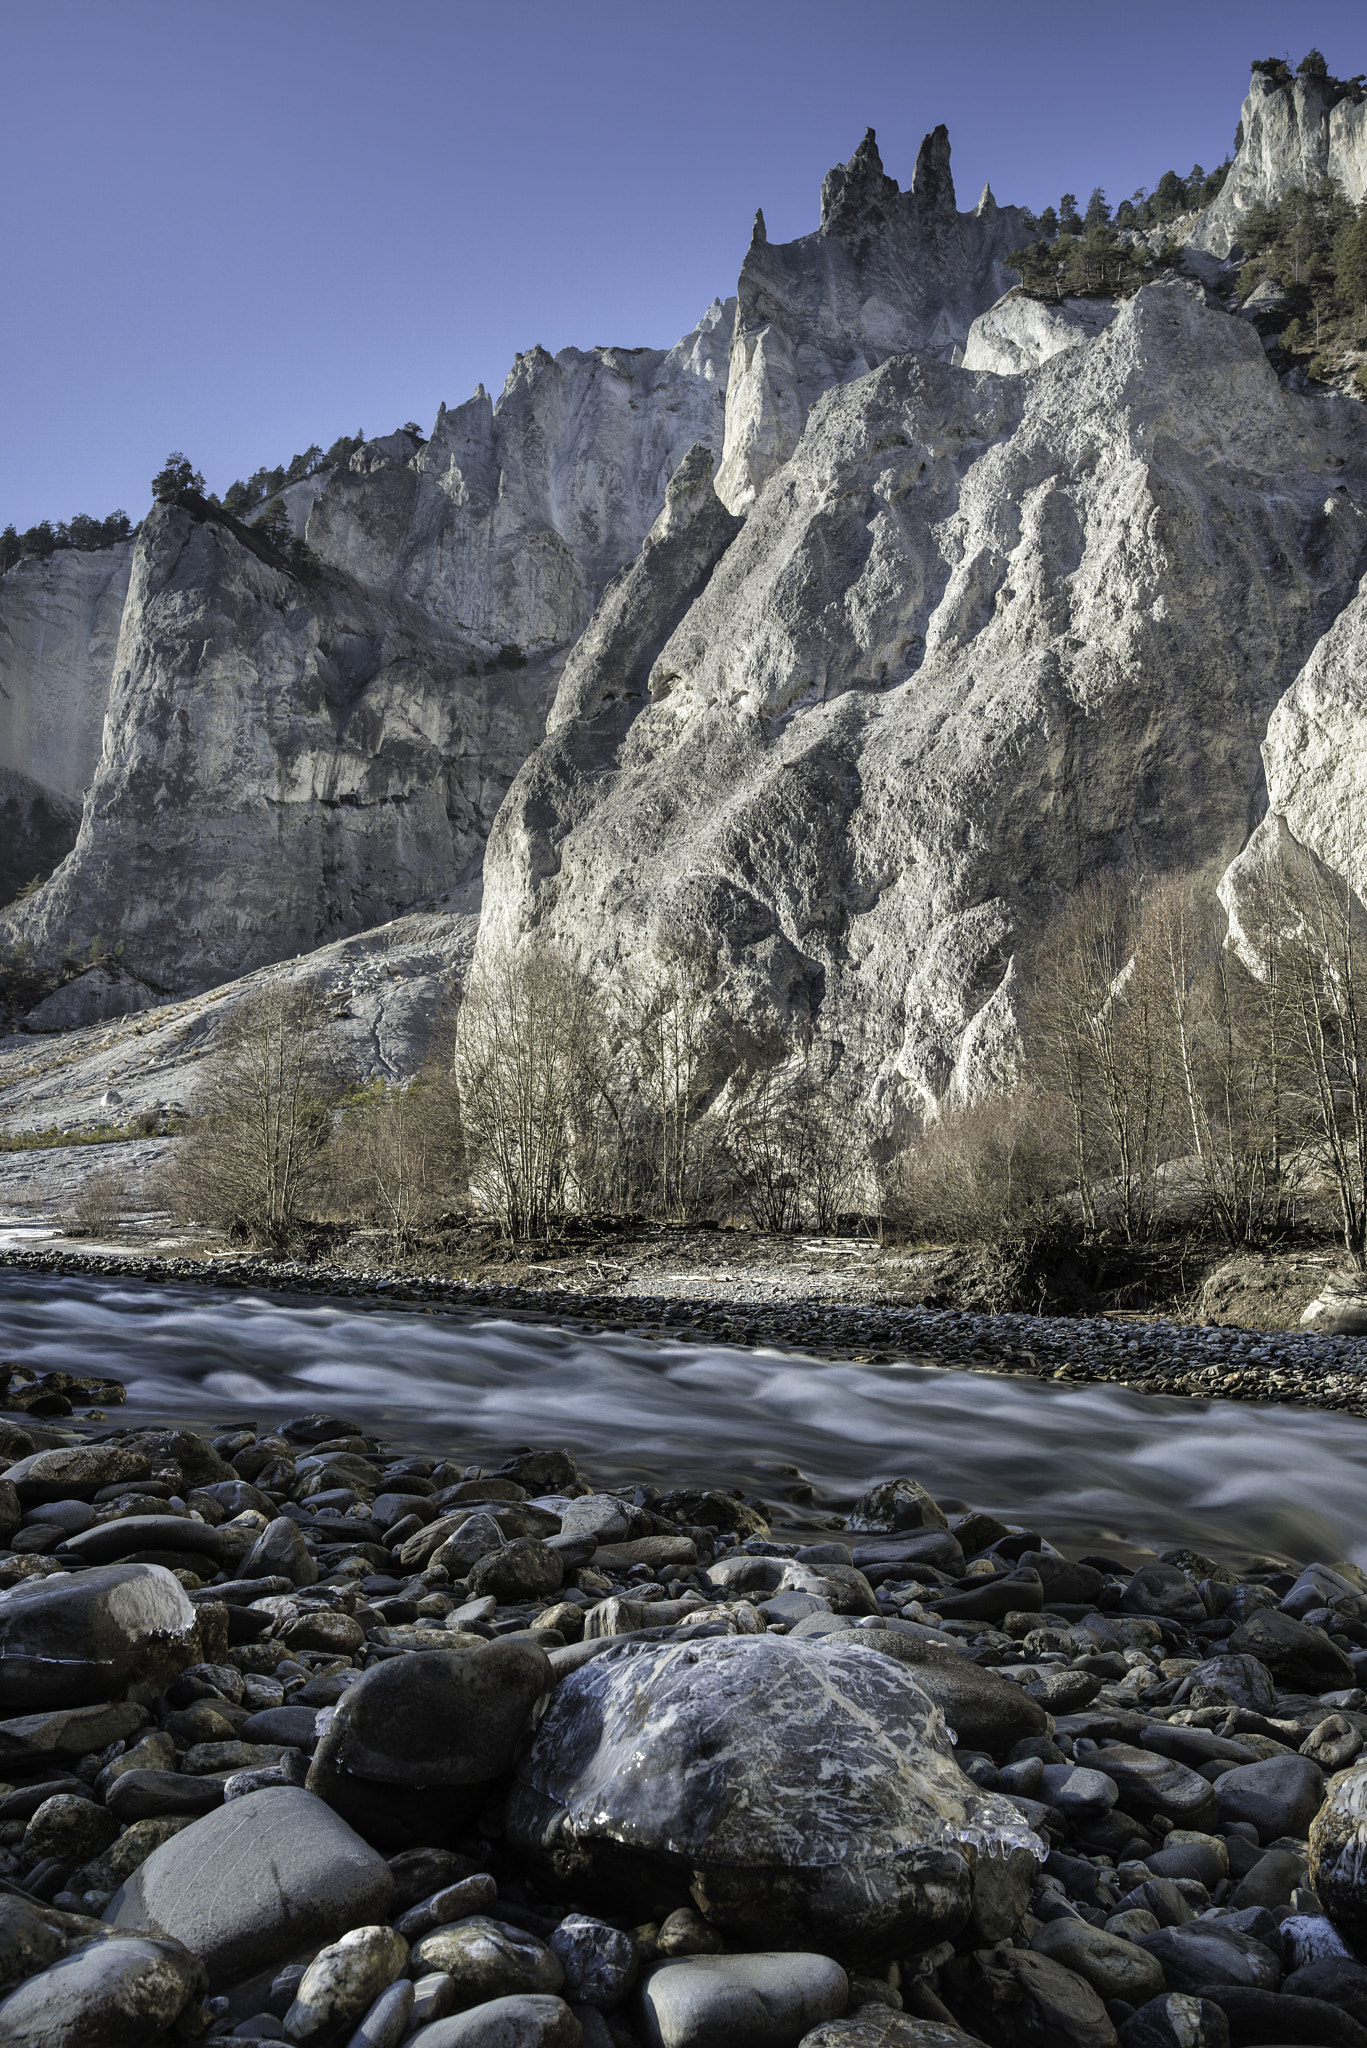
<box><xmin>911</xmin><ymin>125</ymin><xmax>956</xmax><ymax>214</ymax></box>
<box><xmin>751</xmin><ymin>208</ymin><xmax>767</xmax><ymax>247</ymax></box>
<box><xmin>820</xmin><ymin>126</ymin><xmax>899</xmax><ymax>233</ymax></box>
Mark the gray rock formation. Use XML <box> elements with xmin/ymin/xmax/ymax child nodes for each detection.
<box><xmin>0</xmin><ymin>767</ymin><xmax>81</xmax><ymax>909</ymax></box>
<box><xmin>484</xmin><ymin>282</ymin><xmax>1367</xmax><ymax>1116</ymax></box>
<box><xmin>308</xmin><ymin>300</ymin><xmax>735</xmax><ymax>655</ymax></box>
<box><xmin>715</xmin><ymin>129</ymin><xmax>1029</xmax><ymax>511</ymax></box>
<box><xmin>0</xmin><ymin>544</ymin><xmax>133</xmax><ymax>803</ymax></box>
<box><xmin>1195</xmin><ymin>70</ymin><xmax>1367</xmax><ymax>257</ymax></box>
<box><xmin>1</xmin><ymin>505</ymin><xmax>546</xmax><ymax>993</ymax></box>
<box><xmin>961</xmin><ymin>294</ymin><xmax>1117</xmax><ymax>376</ymax></box>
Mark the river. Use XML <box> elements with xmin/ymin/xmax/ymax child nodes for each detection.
<box><xmin>2</xmin><ymin>1272</ymin><xmax>1365</xmax><ymax>1568</ymax></box>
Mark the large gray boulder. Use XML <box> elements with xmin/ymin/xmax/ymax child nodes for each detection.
<box><xmin>506</xmin><ymin>1634</ymin><xmax>1038</xmax><ymax>1957</ymax></box>
<box><xmin>104</xmin><ymin>1784</ymin><xmax>393</xmax><ymax>1990</ymax></box>
<box><xmin>0</xmin><ymin>1563</ymin><xmax>199</xmax><ymax>1710</ymax></box>
<box><xmin>1309</xmin><ymin>1761</ymin><xmax>1367</xmax><ymax>1955</ymax></box>
<box><xmin>1193</xmin><ymin>68</ymin><xmax>1367</xmax><ymax>257</ymax></box>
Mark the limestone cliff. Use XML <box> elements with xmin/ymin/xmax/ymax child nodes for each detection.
<box><xmin>0</xmin><ymin>543</ymin><xmax>134</xmax><ymax>803</ymax></box>
<box><xmin>1</xmin><ymin>505</ymin><xmax>545</xmax><ymax>990</ymax></box>
<box><xmin>307</xmin><ymin>300</ymin><xmax>735</xmax><ymax>655</ymax></box>
<box><xmin>1195</xmin><ymin>69</ymin><xmax>1367</xmax><ymax>256</ymax></box>
<box><xmin>715</xmin><ymin>129</ymin><xmax>1029</xmax><ymax>511</ymax></box>
<box><xmin>483</xmin><ymin>283</ymin><xmax>1367</xmax><ymax>1116</ymax></box>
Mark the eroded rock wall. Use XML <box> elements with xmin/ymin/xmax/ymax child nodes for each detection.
<box><xmin>0</xmin><ymin>544</ymin><xmax>133</xmax><ymax>801</ymax></box>
<box><xmin>716</xmin><ymin>129</ymin><xmax>1030</xmax><ymax>512</ymax></box>
<box><xmin>483</xmin><ymin>283</ymin><xmax>1367</xmax><ymax>1116</ymax></box>
<box><xmin>1195</xmin><ymin>70</ymin><xmax>1367</xmax><ymax>256</ymax></box>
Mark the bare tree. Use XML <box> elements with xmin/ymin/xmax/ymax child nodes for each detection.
<box><xmin>163</xmin><ymin>980</ymin><xmax>335</xmax><ymax>1248</ymax></box>
<box><xmin>68</xmin><ymin>1164</ymin><xmax>126</xmax><ymax>1239</ymax></box>
<box><xmin>616</xmin><ymin>948</ymin><xmax>734</xmax><ymax>1222</ymax></box>
<box><xmin>453</xmin><ymin>943</ymin><xmax>598</xmax><ymax>1239</ymax></box>
<box><xmin>334</xmin><ymin>1063</ymin><xmax>465</xmax><ymax>1254</ymax></box>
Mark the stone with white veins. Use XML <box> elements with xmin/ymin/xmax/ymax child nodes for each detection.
<box><xmin>506</xmin><ymin>1633</ymin><xmax>1037</xmax><ymax>1956</ymax></box>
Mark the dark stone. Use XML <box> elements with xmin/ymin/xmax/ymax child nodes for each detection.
<box><xmin>0</xmin><ymin>1933</ymin><xmax>208</xmax><ymax>2046</ymax></box>
<box><xmin>105</xmin><ymin>1784</ymin><xmax>393</xmax><ymax>1992</ymax></box>
<box><xmin>0</xmin><ymin>1562</ymin><xmax>199</xmax><ymax>1709</ymax></box>
<box><xmin>1282</xmin><ymin>1954</ymin><xmax>1367</xmax><ymax>2013</ymax></box>
<box><xmin>1228</xmin><ymin>1610</ymin><xmax>1355</xmax><ymax>1690</ymax></box>
<box><xmin>847</xmin><ymin>1479</ymin><xmax>948</xmax><ymax>1535</ymax></box>
<box><xmin>239</xmin><ymin>1706</ymin><xmax>321</xmax><ymax>1751</ymax></box>
<box><xmin>106</xmin><ymin>1770</ymin><xmax>227</xmax><ymax>1822</ymax></box>
<box><xmin>2</xmin><ymin>1445</ymin><xmax>153</xmax><ymax>1504</ymax></box>
<box><xmin>467</xmin><ymin>1538</ymin><xmax>565</xmax><ymax>1605</ymax></box>
<box><xmin>1018</xmin><ymin>1553</ymin><xmax>1107</xmax><ymax>1608</ymax></box>
<box><xmin>1214</xmin><ymin>1757</ymin><xmax>1325</xmax><ymax>1843</ymax></box>
<box><xmin>1118</xmin><ymin>1994</ymin><xmax>1229</xmax><ymax>2048</ymax></box>
<box><xmin>237</xmin><ymin>1515</ymin><xmax>319</xmax><ymax>1588</ymax></box>
<box><xmin>1136</xmin><ymin>1923</ymin><xmax>1281</xmax><ymax>1995</ymax></box>
<box><xmin>1121</xmin><ymin>1567</ymin><xmax>1206</xmax><ymax>1625</ymax></box>
<box><xmin>494</xmin><ymin>1450</ymin><xmax>579</xmax><ymax>1493</ymax></box>
<box><xmin>508</xmin><ymin>1635</ymin><xmax>1035</xmax><ymax>1957</ymax></box>
<box><xmin>57</xmin><ymin>1514</ymin><xmax>231</xmax><ymax>1569</ymax></box>
<box><xmin>1208</xmin><ymin>1986</ymin><xmax>1367</xmax><ymax>2048</ymax></box>
<box><xmin>962</xmin><ymin>1945</ymin><xmax>1118</xmax><ymax>2048</ymax></box>
<box><xmin>1088</xmin><ymin>1745</ymin><xmax>1218</xmax><ymax>1831</ymax></box>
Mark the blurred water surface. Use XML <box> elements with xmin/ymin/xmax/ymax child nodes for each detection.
<box><xmin>1</xmin><ymin>1271</ymin><xmax>1364</xmax><ymax>1566</ymax></box>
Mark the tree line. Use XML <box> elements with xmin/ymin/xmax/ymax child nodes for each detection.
<box><xmin>0</xmin><ymin>511</ymin><xmax>133</xmax><ymax>576</ymax></box>
<box><xmin>162</xmin><ymin>830</ymin><xmax>1367</xmax><ymax>1291</ymax></box>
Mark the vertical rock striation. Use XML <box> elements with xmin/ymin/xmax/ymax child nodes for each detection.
<box><xmin>1194</xmin><ymin>68</ymin><xmax>1367</xmax><ymax>257</ymax></box>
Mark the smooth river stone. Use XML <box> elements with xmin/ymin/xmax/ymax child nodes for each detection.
<box><xmin>104</xmin><ymin>1784</ymin><xmax>393</xmax><ymax>1990</ymax></box>
<box><xmin>0</xmin><ymin>1562</ymin><xmax>199</xmax><ymax>1710</ymax></box>
<box><xmin>506</xmin><ymin>1634</ymin><xmax>1039</xmax><ymax>1957</ymax></box>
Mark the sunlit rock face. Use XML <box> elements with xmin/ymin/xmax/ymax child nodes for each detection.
<box><xmin>484</xmin><ymin>283</ymin><xmax>1367</xmax><ymax>1115</ymax></box>
<box><xmin>1194</xmin><ymin>69</ymin><xmax>1367</xmax><ymax>258</ymax></box>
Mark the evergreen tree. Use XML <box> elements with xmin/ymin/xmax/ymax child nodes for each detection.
<box><xmin>151</xmin><ymin>452</ymin><xmax>205</xmax><ymax>503</ymax></box>
<box><xmin>1058</xmin><ymin>193</ymin><xmax>1082</xmax><ymax>235</ymax></box>
<box><xmin>1084</xmin><ymin>187</ymin><xmax>1111</xmax><ymax>230</ymax></box>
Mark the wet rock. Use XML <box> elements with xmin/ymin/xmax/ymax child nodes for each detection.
<box><xmin>239</xmin><ymin>1514</ymin><xmax>319</xmax><ymax>1587</ymax></box>
<box><xmin>2</xmin><ymin>1445</ymin><xmax>152</xmax><ymax>1504</ymax></box>
<box><xmin>1116</xmin><ymin>1994</ymin><xmax>1229</xmax><ymax>2048</ymax></box>
<box><xmin>0</xmin><ymin>1894</ymin><xmax>64</xmax><ymax>1996</ymax></box>
<box><xmin>0</xmin><ymin>1932</ymin><xmax>207</xmax><ymax>2048</ymax></box>
<box><xmin>308</xmin><ymin>1643</ymin><xmax>553</xmax><ymax>1845</ymax></box>
<box><xmin>933</xmin><ymin>1569</ymin><xmax>1044</xmax><ymax>1624</ymax></box>
<box><xmin>412</xmin><ymin>1917</ymin><xmax>564</xmax><ymax>2003</ymax></box>
<box><xmin>282</xmin><ymin>1923</ymin><xmax>409</xmax><ymax>2042</ymax></box>
<box><xmin>433</xmin><ymin>1513</ymin><xmax>509</xmax><ymax>1577</ymax></box>
<box><xmin>1030</xmin><ymin>1921</ymin><xmax>1165</xmax><ymax>2007</ymax></box>
<box><xmin>1228</xmin><ymin>1609</ymin><xmax>1355</xmax><ymax>1690</ymax></box>
<box><xmin>407</xmin><ymin>1992</ymin><xmax>582</xmax><ymax>2048</ymax></box>
<box><xmin>1084</xmin><ymin>1746</ymin><xmax>1218</xmax><ymax>1831</ymax></box>
<box><xmin>1214</xmin><ymin>1755</ymin><xmax>1325</xmax><ymax>1842</ymax></box>
<box><xmin>1208</xmin><ymin>1986</ymin><xmax>1367</xmax><ymax>2048</ymax></box>
<box><xmin>655</xmin><ymin>1909</ymin><xmax>724</xmax><ymax>1958</ymax></box>
<box><xmin>22</xmin><ymin>1791</ymin><xmax>119</xmax><ymax>1867</ymax></box>
<box><xmin>1038</xmin><ymin>1767</ymin><xmax>1118</xmax><ymax>1821</ymax></box>
<box><xmin>507</xmin><ymin>1635</ymin><xmax>1036</xmax><ymax>1956</ymax></box>
<box><xmin>57</xmin><ymin>1514</ymin><xmax>231</xmax><ymax>1569</ymax></box>
<box><xmin>397</xmin><ymin>1876</ymin><xmax>500</xmax><ymax>1942</ymax></box>
<box><xmin>348</xmin><ymin>1978</ymin><xmax>416</xmax><ymax>2048</ymax></box>
<box><xmin>962</xmin><ymin>1945</ymin><xmax>1117</xmax><ymax>2048</ymax></box>
<box><xmin>549</xmin><ymin>1916</ymin><xmax>639</xmax><ymax>2010</ymax></box>
<box><xmin>848</xmin><ymin>1480</ymin><xmax>947</xmax><ymax>1535</ymax></box>
<box><xmin>410</xmin><ymin>1971</ymin><xmax>459</xmax><ymax>2030</ymax></box>
<box><xmin>0</xmin><ymin>1562</ymin><xmax>199</xmax><ymax>1708</ymax></box>
<box><xmin>656</xmin><ymin>1490</ymin><xmax>768</xmax><ymax>1540</ymax></box>
<box><xmin>1283</xmin><ymin>1953</ymin><xmax>1367</xmax><ymax>2011</ymax></box>
<box><xmin>279</xmin><ymin>1610</ymin><xmax>366</xmax><ymax>1657</ymax></box>
<box><xmin>1121</xmin><ymin>1567</ymin><xmax>1205</xmax><ymax>1625</ymax></box>
<box><xmin>801</xmin><ymin>2022</ymin><xmax>976</xmax><ymax>2048</ymax></box>
<box><xmin>591</xmin><ymin>1536</ymin><xmax>697</xmax><ymax>1573</ymax></box>
<box><xmin>1300</xmin><ymin>1713</ymin><xmax>1363</xmax><ymax>1770</ymax></box>
<box><xmin>1136</xmin><ymin>1922</ymin><xmax>1281</xmax><ymax>1995</ymax></box>
<box><xmin>0</xmin><ymin>1700</ymin><xmax>146</xmax><ymax>1766</ymax></box>
<box><xmin>966</xmin><ymin>1845</ymin><xmax>1037</xmax><ymax>1944</ymax></box>
<box><xmin>1309</xmin><ymin>1760</ymin><xmax>1367</xmax><ymax>1954</ymax></box>
<box><xmin>388</xmin><ymin>1851</ymin><xmax>486</xmax><ymax>1915</ymax></box>
<box><xmin>1176</xmin><ymin>1655</ymin><xmax>1277</xmax><ymax>1715</ymax></box>
<box><xmin>1018</xmin><ymin>1553</ymin><xmax>1107</xmax><ymax>1608</ymax></box>
<box><xmin>105</xmin><ymin>1768</ymin><xmax>227</xmax><ymax>1822</ymax></box>
<box><xmin>104</xmin><ymin>1784</ymin><xmax>394</xmax><ymax>1990</ymax></box>
<box><xmin>241</xmin><ymin>1705</ymin><xmax>324</xmax><ymax>1751</ymax></box>
<box><xmin>636</xmin><ymin>1954</ymin><xmax>847</xmax><ymax>2048</ymax></box>
<box><xmin>558</xmin><ymin>1496</ymin><xmax>652</xmax><ymax>1545</ymax></box>
<box><xmin>813</xmin><ymin>1628</ymin><xmax>1049</xmax><ymax>1754</ymax></box>
<box><xmin>467</xmin><ymin>1540</ymin><xmax>565</xmax><ymax>1605</ymax></box>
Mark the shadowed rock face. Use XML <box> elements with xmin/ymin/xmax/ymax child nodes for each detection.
<box><xmin>0</xmin><ymin>544</ymin><xmax>134</xmax><ymax>803</ymax></box>
<box><xmin>0</xmin><ymin>767</ymin><xmax>81</xmax><ymax>908</ymax></box>
<box><xmin>483</xmin><ymin>282</ymin><xmax>1367</xmax><ymax>1117</ymax></box>
<box><xmin>716</xmin><ymin>128</ymin><xmax>1030</xmax><ymax>511</ymax></box>
<box><xmin>1195</xmin><ymin>70</ymin><xmax>1367</xmax><ymax>258</ymax></box>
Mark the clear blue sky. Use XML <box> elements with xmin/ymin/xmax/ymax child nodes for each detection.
<box><xmin>2</xmin><ymin>0</ymin><xmax>1360</xmax><ymax>529</ymax></box>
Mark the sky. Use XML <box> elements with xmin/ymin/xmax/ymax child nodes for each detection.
<box><xmin>2</xmin><ymin>0</ymin><xmax>1363</xmax><ymax>529</ymax></box>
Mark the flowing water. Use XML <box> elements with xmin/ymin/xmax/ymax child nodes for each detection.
<box><xmin>2</xmin><ymin>1272</ymin><xmax>1365</xmax><ymax>1568</ymax></box>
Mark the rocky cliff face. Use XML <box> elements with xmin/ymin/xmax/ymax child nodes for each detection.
<box><xmin>0</xmin><ymin>303</ymin><xmax>734</xmax><ymax>996</ymax></box>
<box><xmin>0</xmin><ymin>544</ymin><xmax>133</xmax><ymax>803</ymax></box>
<box><xmin>1</xmin><ymin>506</ymin><xmax>546</xmax><ymax>990</ymax></box>
<box><xmin>1195</xmin><ymin>70</ymin><xmax>1367</xmax><ymax>256</ymax></box>
<box><xmin>715</xmin><ymin>129</ymin><xmax>1029</xmax><ymax>512</ymax></box>
<box><xmin>307</xmin><ymin>300</ymin><xmax>734</xmax><ymax>655</ymax></box>
<box><xmin>484</xmin><ymin>283</ymin><xmax>1367</xmax><ymax>1115</ymax></box>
